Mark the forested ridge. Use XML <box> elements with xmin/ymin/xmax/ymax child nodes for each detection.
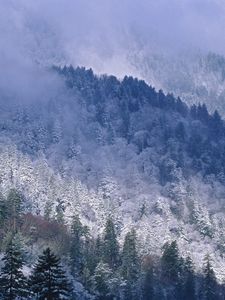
<box><xmin>0</xmin><ymin>66</ymin><xmax>225</xmax><ymax>298</ymax></box>
<box><xmin>0</xmin><ymin>189</ymin><xmax>223</xmax><ymax>299</ymax></box>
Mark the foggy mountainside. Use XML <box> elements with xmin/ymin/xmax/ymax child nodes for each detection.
<box><xmin>0</xmin><ymin>66</ymin><xmax>225</xmax><ymax>298</ymax></box>
<box><xmin>2</xmin><ymin>0</ymin><xmax>225</xmax><ymax>299</ymax></box>
<box><xmin>130</xmin><ymin>51</ymin><xmax>225</xmax><ymax>116</ymax></box>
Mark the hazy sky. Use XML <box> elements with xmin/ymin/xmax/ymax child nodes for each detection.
<box><xmin>1</xmin><ymin>0</ymin><xmax>225</xmax><ymax>82</ymax></box>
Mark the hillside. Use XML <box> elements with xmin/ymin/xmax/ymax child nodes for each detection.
<box><xmin>0</xmin><ymin>66</ymin><xmax>225</xmax><ymax>284</ymax></box>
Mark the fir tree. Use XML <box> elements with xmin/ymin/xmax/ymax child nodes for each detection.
<box><xmin>92</xmin><ymin>261</ymin><xmax>112</xmax><ymax>300</ymax></box>
<box><xmin>7</xmin><ymin>189</ymin><xmax>23</xmax><ymax>231</ymax></box>
<box><xmin>143</xmin><ymin>267</ymin><xmax>154</xmax><ymax>300</ymax></box>
<box><xmin>161</xmin><ymin>241</ymin><xmax>181</xmax><ymax>282</ymax></box>
<box><xmin>70</xmin><ymin>215</ymin><xmax>85</xmax><ymax>275</ymax></box>
<box><xmin>102</xmin><ymin>218</ymin><xmax>119</xmax><ymax>270</ymax></box>
<box><xmin>0</xmin><ymin>193</ymin><xmax>7</xmax><ymax>227</ymax></box>
<box><xmin>121</xmin><ymin>229</ymin><xmax>139</xmax><ymax>282</ymax></box>
<box><xmin>161</xmin><ymin>241</ymin><xmax>182</xmax><ymax>299</ymax></box>
<box><xmin>203</xmin><ymin>255</ymin><xmax>218</xmax><ymax>300</ymax></box>
<box><xmin>0</xmin><ymin>236</ymin><xmax>28</xmax><ymax>300</ymax></box>
<box><xmin>30</xmin><ymin>247</ymin><xmax>71</xmax><ymax>300</ymax></box>
<box><xmin>121</xmin><ymin>229</ymin><xmax>140</xmax><ymax>300</ymax></box>
<box><xmin>183</xmin><ymin>256</ymin><xmax>196</xmax><ymax>300</ymax></box>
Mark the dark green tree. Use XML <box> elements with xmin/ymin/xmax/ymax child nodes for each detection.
<box><xmin>183</xmin><ymin>256</ymin><xmax>196</xmax><ymax>300</ymax></box>
<box><xmin>121</xmin><ymin>229</ymin><xmax>140</xmax><ymax>300</ymax></box>
<box><xmin>143</xmin><ymin>266</ymin><xmax>154</xmax><ymax>300</ymax></box>
<box><xmin>121</xmin><ymin>229</ymin><xmax>139</xmax><ymax>282</ymax></box>
<box><xmin>0</xmin><ymin>236</ymin><xmax>28</xmax><ymax>300</ymax></box>
<box><xmin>102</xmin><ymin>218</ymin><xmax>119</xmax><ymax>270</ymax></box>
<box><xmin>92</xmin><ymin>261</ymin><xmax>113</xmax><ymax>300</ymax></box>
<box><xmin>161</xmin><ymin>241</ymin><xmax>182</xmax><ymax>299</ymax></box>
<box><xmin>0</xmin><ymin>193</ymin><xmax>7</xmax><ymax>227</ymax></box>
<box><xmin>30</xmin><ymin>247</ymin><xmax>71</xmax><ymax>300</ymax></box>
<box><xmin>203</xmin><ymin>255</ymin><xmax>218</xmax><ymax>300</ymax></box>
<box><xmin>7</xmin><ymin>189</ymin><xmax>23</xmax><ymax>231</ymax></box>
<box><xmin>70</xmin><ymin>215</ymin><xmax>85</xmax><ymax>275</ymax></box>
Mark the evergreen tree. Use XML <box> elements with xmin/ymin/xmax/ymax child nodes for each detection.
<box><xmin>55</xmin><ymin>199</ymin><xmax>65</xmax><ymax>224</ymax></box>
<box><xmin>121</xmin><ymin>230</ymin><xmax>139</xmax><ymax>282</ymax></box>
<box><xmin>92</xmin><ymin>261</ymin><xmax>113</xmax><ymax>300</ymax></box>
<box><xmin>30</xmin><ymin>247</ymin><xmax>71</xmax><ymax>300</ymax></box>
<box><xmin>183</xmin><ymin>256</ymin><xmax>196</xmax><ymax>300</ymax></box>
<box><xmin>161</xmin><ymin>241</ymin><xmax>182</xmax><ymax>299</ymax></box>
<box><xmin>203</xmin><ymin>255</ymin><xmax>218</xmax><ymax>300</ymax></box>
<box><xmin>7</xmin><ymin>189</ymin><xmax>23</xmax><ymax>231</ymax></box>
<box><xmin>70</xmin><ymin>215</ymin><xmax>85</xmax><ymax>275</ymax></box>
<box><xmin>143</xmin><ymin>267</ymin><xmax>154</xmax><ymax>300</ymax></box>
<box><xmin>0</xmin><ymin>193</ymin><xmax>7</xmax><ymax>228</ymax></box>
<box><xmin>102</xmin><ymin>218</ymin><xmax>119</xmax><ymax>270</ymax></box>
<box><xmin>0</xmin><ymin>236</ymin><xmax>28</xmax><ymax>300</ymax></box>
<box><xmin>121</xmin><ymin>229</ymin><xmax>140</xmax><ymax>300</ymax></box>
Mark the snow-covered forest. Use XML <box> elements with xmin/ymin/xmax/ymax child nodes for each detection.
<box><xmin>0</xmin><ymin>66</ymin><xmax>225</xmax><ymax>298</ymax></box>
<box><xmin>2</xmin><ymin>0</ymin><xmax>225</xmax><ymax>299</ymax></box>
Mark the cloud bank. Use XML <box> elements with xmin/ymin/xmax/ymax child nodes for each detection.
<box><xmin>1</xmin><ymin>0</ymin><xmax>225</xmax><ymax>86</ymax></box>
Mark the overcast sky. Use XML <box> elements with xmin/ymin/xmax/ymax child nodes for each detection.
<box><xmin>0</xmin><ymin>0</ymin><xmax>225</xmax><ymax>84</ymax></box>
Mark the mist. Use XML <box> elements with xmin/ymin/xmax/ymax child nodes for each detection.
<box><xmin>1</xmin><ymin>0</ymin><xmax>225</xmax><ymax>99</ymax></box>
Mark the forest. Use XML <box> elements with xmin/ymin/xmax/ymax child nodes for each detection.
<box><xmin>0</xmin><ymin>188</ymin><xmax>223</xmax><ymax>299</ymax></box>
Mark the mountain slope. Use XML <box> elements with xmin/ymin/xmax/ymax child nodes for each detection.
<box><xmin>0</xmin><ymin>66</ymin><xmax>225</xmax><ymax>279</ymax></box>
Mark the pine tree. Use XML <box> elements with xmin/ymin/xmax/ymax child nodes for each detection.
<box><xmin>7</xmin><ymin>189</ymin><xmax>23</xmax><ymax>231</ymax></box>
<box><xmin>102</xmin><ymin>218</ymin><xmax>119</xmax><ymax>270</ymax></box>
<box><xmin>120</xmin><ymin>229</ymin><xmax>140</xmax><ymax>300</ymax></box>
<box><xmin>30</xmin><ymin>247</ymin><xmax>71</xmax><ymax>300</ymax></box>
<box><xmin>0</xmin><ymin>193</ymin><xmax>7</xmax><ymax>227</ymax></box>
<box><xmin>161</xmin><ymin>241</ymin><xmax>180</xmax><ymax>282</ymax></box>
<box><xmin>143</xmin><ymin>266</ymin><xmax>154</xmax><ymax>300</ymax></box>
<box><xmin>92</xmin><ymin>261</ymin><xmax>112</xmax><ymax>300</ymax></box>
<box><xmin>121</xmin><ymin>229</ymin><xmax>139</xmax><ymax>282</ymax></box>
<box><xmin>0</xmin><ymin>236</ymin><xmax>28</xmax><ymax>300</ymax></box>
<box><xmin>70</xmin><ymin>215</ymin><xmax>85</xmax><ymax>275</ymax></box>
<box><xmin>183</xmin><ymin>256</ymin><xmax>196</xmax><ymax>300</ymax></box>
<box><xmin>203</xmin><ymin>255</ymin><xmax>218</xmax><ymax>300</ymax></box>
<box><xmin>161</xmin><ymin>241</ymin><xmax>182</xmax><ymax>299</ymax></box>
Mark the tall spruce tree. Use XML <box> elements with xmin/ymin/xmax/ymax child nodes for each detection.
<box><xmin>143</xmin><ymin>266</ymin><xmax>154</xmax><ymax>300</ymax></box>
<box><xmin>70</xmin><ymin>214</ymin><xmax>85</xmax><ymax>275</ymax></box>
<box><xmin>161</xmin><ymin>241</ymin><xmax>182</xmax><ymax>299</ymax></box>
<box><xmin>102</xmin><ymin>218</ymin><xmax>119</xmax><ymax>270</ymax></box>
<box><xmin>0</xmin><ymin>236</ymin><xmax>28</xmax><ymax>300</ymax></box>
<box><xmin>203</xmin><ymin>255</ymin><xmax>218</xmax><ymax>300</ymax></box>
<box><xmin>0</xmin><ymin>193</ymin><xmax>7</xmax><ymax>228</ymax></box>
<box><xmin>183</xmin><ymin>256</ymin><xmax>196</xmax><ymax>300</ymax></box>
<box><xmin>121</xmin><ymin>229</ymin><xmax>140</xmax><ymax>300</ymax></box>
<box><xmin>121</xmin><ymin>229</ymin><xmax>139</xmax><ymax>282</ymax></box>
<box><xmin>7</xmin><ymin>189</ymin><xmax>23</xmax><ymax>231</ymax></box>
<box><xmin>30</xmin><ymin>247</ymin><xmax>71</xmax><ymax>300</ymax></box>
<box><xmin>92</xmin><ymin>261</ymin><xmax>112</xmax><ymax>300</ymax></box>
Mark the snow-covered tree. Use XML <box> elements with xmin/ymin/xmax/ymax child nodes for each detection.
<box><xmin>30</xmin><ymin>247</ymin><xmax>71</xmax><ymax>299</ymax></box>
<box><xmin>0</xmin><ymin>236</ymin><xmax>28</xmax><ymax>299</ymax></box>
<box><xmin>102</xmin><ymin>218</ymin><xmax>120</xmax><ymax>270</ymax></box>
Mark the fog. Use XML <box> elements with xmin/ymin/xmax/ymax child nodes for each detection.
<box><xmin>0</xmin><ymin>0</ymin><xmax>225</xmax><ymax>100</ymax></box>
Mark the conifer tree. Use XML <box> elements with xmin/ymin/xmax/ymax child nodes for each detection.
<box><xmin>203</xmin><ymin>255</ymin><xmax>218</xmax><ymax>300</ymax></box>
<box><xmin>183</xmin><ymin>256</ymin><xmax>196</xmax><ymax>300</ymax></box>
<box><xmin>121</xmin><ymin>229</ymin><xmax>140</xmax><ymax>300</ymax></box>
<box><xmin>30</xmin><ymin>247</ymin><xmax>71</xmax><ymax>300</ymax></box>
<box><xmin>161</xmin><ymin>241</ymin><xmax>182</xmax><ymax>299</ymax></box>
<box><xmin>0</xmin><ymin>236</ymin><xmax>28</xmax><ymax>300</ymax></box>
<box><xmin>161</xmin><ymin>241</ymin><xmax>181</xmax><ymax>282</ymax></box>
<box><xmin>102</xmin><ymin>218</ymin><xmax>119</xmax><ymax>270</ymax></box>
<box><xmin>0</xmin><ymin>193</ymin><xmax>7</xmax><ymax>228</ymax></box>
<box><xmin>143</xmin><ymin>266</ymin><xmax>154</xmax><ymax>300</ymax></box>
<box><xmin>121</xmin><ymin>229</ymin><xmax>139</xmax><ymax>282</ymax></box>
<box><xmin>92</xmin><ymin>261</ymin><xmax>112</xmax><ymax>300</ymax></box>
<box><xmin>70</xmin><ymin>215</ymin><xmax>85</xmax><ymax>275</ymax></box>
<box><xmin>7</xmin><ymin>189</ymin><xmax>23</xmax><ymax>231</ymax></box>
